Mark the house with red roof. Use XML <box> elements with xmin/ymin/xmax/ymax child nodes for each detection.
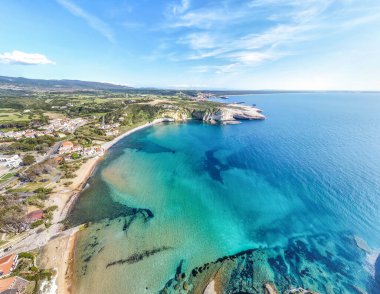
<box><xmin>25</xmin><ymin>210</ymin><xmax>44</xmax><ymax>223</ymax></box>
<box><xmin>0</xmin><ymin>276</ymin><xmax>29</xmax><ymax>293</ymax></box>
<box><xmin>58</xmin><ymin>141</ymin><xmax>74</xmax><ymax>154</ymax></box>
<box><xmin>0</xmin><ymin>253</ymin><xmax>18</xmax><ymax>277</ymax></box>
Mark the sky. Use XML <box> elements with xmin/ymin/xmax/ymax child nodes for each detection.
<box><xmin>0</xmin><ymin>0</ymin><xmax>380</xmax><ymax>90</ymax></box>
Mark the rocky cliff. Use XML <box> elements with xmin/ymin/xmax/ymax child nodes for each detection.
<box><xmin>162</xmin><ymin>104</ymin><xmax>265</xmax><ymax>123</ymax></box>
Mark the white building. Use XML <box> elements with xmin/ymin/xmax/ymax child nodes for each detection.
<box><xmin>0</xmin><ymin>154</ymin><xmax>22</xmax><ymax>168</ymax></box>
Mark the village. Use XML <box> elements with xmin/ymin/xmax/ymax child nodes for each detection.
<box><xmin>0</xmin><ymin>115</ymin><xmax>111</xmax><ymax>293</ymax></box>
<box><xmin>0</xmin><ymin>89</ymin><xmax>245</xmax><ymax>293</ymax></box>
<box><xmin>0</xmin><ymin>116</ymin><xmax>119</xmax><ymax>175</ymax></box>
<box><xmin>0</xmin><ymin>117</ymin><xmax>86</xmax><ymax>140</ymax></box>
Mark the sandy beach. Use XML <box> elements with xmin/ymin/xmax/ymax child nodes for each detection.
<box><xmin>40</xmin><ymin>118</ymin><xmax>173</xmax><ymax>294</ymax></box>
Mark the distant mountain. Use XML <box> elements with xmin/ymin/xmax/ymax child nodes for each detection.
<box><xmin>0</xmin><ymin>76</ymin><xmax>132</xmax><ymax>91</ymax></box>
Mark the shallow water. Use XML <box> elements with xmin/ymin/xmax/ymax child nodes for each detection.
<box><xmin>69</xmin><ymin>92</ymin><xmax>380</xmax><ymax>293</ymax></box>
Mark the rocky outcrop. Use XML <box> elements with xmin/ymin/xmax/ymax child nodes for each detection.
<box><xmin>227</xmin><ymin>104</ymin><xmax>265</xmax><ymax>120</ymax></box>
<box><xmin>161</xmin><ymin>104</ymin><xmax>264</xmax><ymax>124</ymax></box>
<box><xmin>284</xmin><ymin>288</ymin><xmax>319</xmax><ymax>294</ymax></box>
<box><xmin>264</xmin><ymin>283</ymin><xmax>279</xmax><ymax>294</ymax></box>
<box><xmin>162</xmin><ymin>109</ymin><xmax>190</xmax><ymax>121</ymax></box>
<box><xmin>192</xmin><ymin>104</ymin><xmax>265</xmax><ymax>123</ymax></box>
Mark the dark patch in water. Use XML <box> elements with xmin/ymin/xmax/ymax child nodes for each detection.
<box><xmin>105</xmin><ymin>246</ymin><xmax>173</xmax><ymax>268</ymax></box>
<box><xmin>66</xmin><ymin>176</ymin><xmax>143</xmax><ymax>227</ymax></box>
<box><xmin>123</xmin><ymin>138</ymin><xmax>175</xmax><ymax>154</ymax></box>
<box><xmin>375</xmin><ymin>254</ymin><xmax>380</xmax><ymax>286</ymax></box>
<box><xmin>204</xmin><ymin>148</ymin><xmax>230</xmax><ymax>183</ymax></box>
<box><xmin>141</xmin><ymin>208</ymin><xmax>154</xmax><ymax>219</ymax></box>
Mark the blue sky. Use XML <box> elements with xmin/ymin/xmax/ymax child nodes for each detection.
<box><xmin>0</xmin><ymin>0</ymin><xmax>380</xmax><ymax>90</ymax></box>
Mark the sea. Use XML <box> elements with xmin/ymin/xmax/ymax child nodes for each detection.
<box><xmin>68</xmin><ymin>92</ymin><xmax>380</xmax><ymax>293</ymax></box>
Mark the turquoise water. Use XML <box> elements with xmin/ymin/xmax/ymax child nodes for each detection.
<box><xmin>69</xmin><ymin>93</ymin><xmax>380</xmax><ymax>293</ymax></box>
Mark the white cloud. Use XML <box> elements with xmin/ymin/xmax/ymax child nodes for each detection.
<box><xmin>170</xmin><ymin>0</ymin><xmax>190</xmax><ymax>15</ymax></box>
<box><xmin>229</xmin><ymin>51</ymin><xmax>273</xmax><ymax>64</ymax></box>
<box><xmin>56</xmin><ymin>0</ymin><xmax>114</xmax><ymax>42</ymax></box>
<box><xmin>191</xmin><ymin>63</ymin><xmax>239</xmax><ymax>74</ymax></box>
<box><xmin>0</xmin><ymin>51</ymin><xmax>55</xmax><ymax>65</ymax></box>
<box><xmin>179</xmin><ymin>33</ymin><xmax>215</xmax><ymax>50</ymax></box>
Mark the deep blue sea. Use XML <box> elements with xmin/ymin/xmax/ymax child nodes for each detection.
<box><xmin>70</xmin><ymin>92</ymin><xmax>380</xmax><ymax>293</ymax></box>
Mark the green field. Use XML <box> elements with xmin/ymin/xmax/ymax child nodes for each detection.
<box><xmin>0</xmin><ymin>172</ymin><xmax>16</xmax><ymax>183</ymax></box>
<box><xmin>0</xmin><ymin>108</ymin><xmax>42</xmax><ymax>124</ymax></box>
<box><xmin>0</xmin><ymin>109</ymin><xmax>29</xmax><ymax>122</ymax></box>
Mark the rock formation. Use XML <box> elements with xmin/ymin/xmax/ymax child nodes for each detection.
<box><xmin>163</xmin><ymin>104</ymin><xmax>265</xmax><ymax>123</ymax></box>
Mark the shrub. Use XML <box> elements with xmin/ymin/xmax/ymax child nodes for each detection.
<box><xmin>44</xmin><ymin>205</ymin><xmax>58</xmax><ymax>213</ymax></box>
<box><xmin>22</xmin><ymin>154</ymin><xmax>36</xmax><ymax>165</ymax></box>
<box><xmin>18</xmin><ymin>252</ymin><xmax>34</xmax><ymax>260</ymax></box>
<box><xmin>30</xmin><ymin>220</ymin><xmax>44</xmax><ymax>229</ymax></box>
<box><xmin>71</xmin><ymin>152</ymin><xmax>80</xmax><ymax>160</ymax></box>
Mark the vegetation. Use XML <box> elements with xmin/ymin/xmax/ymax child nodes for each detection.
<box><xmin>23</xmin><ymin>154</ymin><xmax>36</xmax><ymax>165</ymax></box>
<box><xmin>0</xmin><ymin>172</ymin><xmax>15</xmax><ymax>183</ymax></box>
<box><xmin>30</xmin><ymin>219</ymin><xmax>44</xmax><ymax>229</ymax></box>
<box><xmin>12</xmin><ymin>251</ymin><xmax>55</xmax><ymax>294</ymax></box>
<box><xmin>71</xmin><ymin>152</ymin><xmax>80</xmax><ymax>159</ymax></box>
<box><xmin>0</xmin><ymin>194</ymin><xmax>26</xmax><ymax>233</ymax></box>
<box><xmin>1</xmin><ymin>135</ymin><xmax>56</xmax><ymax>153</ymax></box>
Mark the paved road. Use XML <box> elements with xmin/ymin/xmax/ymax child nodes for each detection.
<box><xmin>0</xmin><ymin>141</ymin><xmax>62</xmax><ymax>190</ymax></box>
<box><xmin>0</xmin><ymin>223</ymin><xmax>80</xmax><ymax>258</ymax></box>
<box><xmin>0</xmin><ymin>167</ymin><xmax>21</xmax><ymax>189</ymax></box>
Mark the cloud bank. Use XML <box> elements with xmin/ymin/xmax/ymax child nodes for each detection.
<box><xmin>0</xmin><ymin>51</ymin><xmax>55</xmax><ymax>65</ymax></box>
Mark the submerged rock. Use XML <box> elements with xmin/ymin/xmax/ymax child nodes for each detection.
<box><xmin>284</xmin><ymin>288</ymin><xmax>319</xmax><ymax>294</ymax></box>
<box><xmin>264</xmin><ymin>283</ymin><xmax>278</xmax><ymax>294</ymax></box>
<box><xmin>354</xmin><ymin>235</ymin><xmax>372</xmax><ymax>253</ymax></box>
<box><xmin>375</xmin><ymin>253</ymin><xmax>380</xmax><ymax>285</ymax></box>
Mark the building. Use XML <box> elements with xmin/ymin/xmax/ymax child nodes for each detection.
<box><xmin>72</xmin><ymin>145</ymin><xmax>82</xmax><ymax>153</ymax></box>
<box><xmin>0</xmin><ymin>155</ymin><xmax>22</xmax><ymax>168</ymax></box>
<box><xmin>0</xmin><ymin>276</ymin><xmax>29</xmax><ymax>293</ymax></box>
<box><xmin>58</xmin><ymin>141</ymin><xmax>74</xmax><ymax>154</ymax></box>
<box><xmin>83</xmin><ymin>146</ymin><xmax>104</xmax><ymax>157</ymax></box>
<box><xmin>105</xmin><ymin>129</ymin><xmax>119</xmax><ymax>137</ymax></box>
<box><xmin>0</xmin><ymin>254</ymin><xmax>18</xmax><ymax>277</ymax></box>
<box><xmin>54</xmin><ymin>156</ymin><xmax>64</xmax><ymax>164</ymax></box>
<box><xmin>25</xmin><ymin>210</ymin><xmax>44</xmax><ymax>223</ymax></box>
<box><xmin>24</xmin><ymin>131</ymin><xmax>36</xmax><ymax>139</ymax></box>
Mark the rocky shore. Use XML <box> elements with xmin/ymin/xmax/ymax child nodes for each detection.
<box><xmin>159</xmin><ymin>103</ymin><xmax>265</xmax><ymax>124</ymax></box>
<box><xmin>192</xmin><ymin>104</ymin><xmax>265</xmax><ymax>123</ymax></box>
<box><xmin>158</xmin><ymin>232</ymin><xmax>372</xmax><ymax>294</ymax></box>
<box><xmin>159</xmin><ymin>248</ymin><xmax>319</xmax><ymax>294</ymax></box>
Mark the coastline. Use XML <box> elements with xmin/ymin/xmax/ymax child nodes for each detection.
<box><xmin>102</xmin><ymin>118</ymin><xmax>175</xmax><ymax>152</ymax></box>
<box><xmin>60</xmin><ymin>118</ymin><xmax>174</xmax><ymax>222</ymax></box>
<box><xmin>50</xmin><ymin>118</ymin><xmax>174</xmax><ymax>294</ymax></box>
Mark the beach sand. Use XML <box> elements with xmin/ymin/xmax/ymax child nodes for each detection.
<box><xmin>39</xmin><ymin>230</ymin><xmax>78</xmax><ymax>294</ymax></box>
<box><xmin>40</xmin><ymin>119</ymin><xmax>171</xmax><ymax>293</ymax></box>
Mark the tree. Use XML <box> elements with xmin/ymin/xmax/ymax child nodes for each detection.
<box><xmin>71</xmin><ymin>152</ymin><xmax>80</xmax><ymax>160</ymax></box>
<box><xmin>22</xmin><ymin>154</ymin><xmax>36</xmax><ymax>165</ymax></box>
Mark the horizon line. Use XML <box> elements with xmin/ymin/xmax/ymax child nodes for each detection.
<box><xmin>1</xmin><ymin>75</ymin><xmax>380</xmax><ymax>93</ymax></box>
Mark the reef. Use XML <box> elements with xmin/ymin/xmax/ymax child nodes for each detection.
<box><xmin>159</xmin><ymin>233</ymin><xmax>374</xmax><ymax>294</ymax></box>
<box><xmin>106</xmin><ymin>246</ymin><xmax>173</xmax><ymax>268</ymax></box>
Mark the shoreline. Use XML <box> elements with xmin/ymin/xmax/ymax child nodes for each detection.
<box><xmin>52</xmin><ymin>118</ymin><xmax>173</xmax><ymax>294</ymax></box>
<box><xmin>61</xmin><ymin>118</ymin><xmax>174</xmax><ymax>221</ymax></box>
<box><xmin>102</xmin><ymin>118</ymin><xmax>174</xmax><ymax>152</ymax></box>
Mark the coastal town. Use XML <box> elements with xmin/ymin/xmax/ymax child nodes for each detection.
<box><xmin>0</xmin><ymin>85</ymin><xmax>267</xmax><ymax>294</ymax></box>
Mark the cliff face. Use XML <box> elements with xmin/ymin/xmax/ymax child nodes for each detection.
<box><xmin>162</xmin><ymin>104</ymin><xmax>265</xmax><ymax>123</ymax></box>
<box><xmin>161</xmin><ymin>109</ymin><xmax>191</xmax><ymax>121</ymax></box>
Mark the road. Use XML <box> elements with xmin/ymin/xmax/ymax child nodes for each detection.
<box><xmin>0</xmin><ymin>141</ymin><xmax>61</xmax><ymax>190</ymax></box>
<box><xmin>0</xmin><ymin>223</ymin><xmax>80</xmax><ymax>258</ymax></box>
